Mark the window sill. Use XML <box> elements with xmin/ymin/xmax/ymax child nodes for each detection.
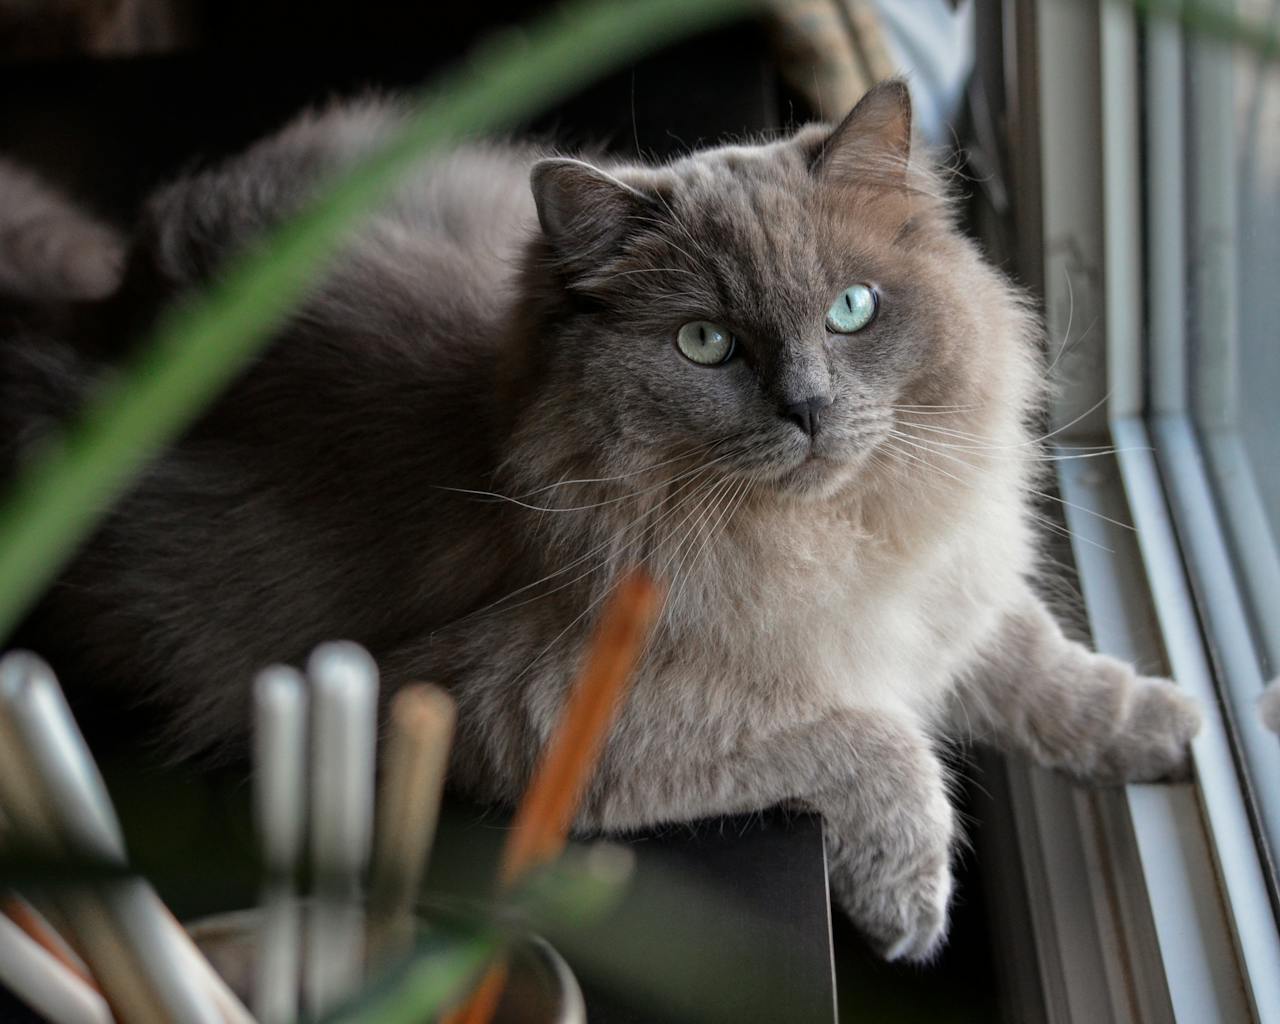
<box><xmin>990</xmin><ymin>431</ymin><xmax>1280</xmax><ymax>1023</ymax></box>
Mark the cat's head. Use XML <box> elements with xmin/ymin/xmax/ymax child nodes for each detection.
<box><xmin>513</xmin><ymin>81</ymin><xmax>1037</xmax><ymax>501</ymax></box>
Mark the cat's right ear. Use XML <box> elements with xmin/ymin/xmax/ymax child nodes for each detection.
<box><xmin>530</xmin><ymin>158</ymin><xmax>652</xmax><ymax>274</ymax></box>
<box><xmin>808</xmin><ymin>80</ymin><xmax>913</xmax><ymax>189</ymax></box>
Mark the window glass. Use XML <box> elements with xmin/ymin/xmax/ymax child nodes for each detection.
<box><xmin>1186</xmin><ymin>8</ymin><xmax>1280</xmax><ymax>674</ymax></box>
<box><xmin>1229</xmin><ymin>35</ymin><xmax>1280</xmax><ymax>527</ymax></box>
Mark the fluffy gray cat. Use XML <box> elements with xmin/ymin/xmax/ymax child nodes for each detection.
<box><xmin>3</xmin><ymin>82</ymin><xmax>1201</xmax><ymax>960</ymax></box>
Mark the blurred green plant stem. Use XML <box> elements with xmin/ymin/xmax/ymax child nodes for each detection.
<box><xmin>0</xmin><ymin>0</ymin><xmax>756</xmax><ymax>640</ymax></box>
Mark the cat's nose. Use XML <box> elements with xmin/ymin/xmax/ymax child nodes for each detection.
<box><xmin>782</xmin><ymin>395</ymin><xmax>833</xmax><ymax>438</ymax></box>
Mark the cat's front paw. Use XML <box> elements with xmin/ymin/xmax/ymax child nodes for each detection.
<box><xmin>1090</xmin><ymin>674</ymin><xmax>1201</xmax><ymax>784</ymax></box>
<box><xmin>826</xmin><ymin>790</ymin><xmax>955</xmax><ymax>963</ymax></box>
<box><xmin>877</xmin><ymin>854</ymin><xmax>953</xmax><ymax>963</ymax></box>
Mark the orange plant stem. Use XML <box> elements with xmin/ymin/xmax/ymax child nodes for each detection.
<box><xmin>447</xmin><ymin>567</ymin><xmax>664</xmax><ymax>1024</ymax></box>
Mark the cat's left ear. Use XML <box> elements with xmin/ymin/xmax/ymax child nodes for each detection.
<box><xmin>530</xmin><ymin>158</ymin><xmax>653</xmax><ymax>273</ymax></box>
<box><xmin>809</xmin><ymin>79</ymin><xmax>913</xmax><ymax>187</ymax></box>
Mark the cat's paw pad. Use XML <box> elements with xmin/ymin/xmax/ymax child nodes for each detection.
<box><xmin>1096</xmin><ymin>676</ymin><xmax>1201</xmax><ymax>783</ymax></box>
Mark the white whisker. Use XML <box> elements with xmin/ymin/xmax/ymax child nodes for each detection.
<box><xmin>893</xmin><ymin>427</ymin><xmax>1141</xmax><ymax>466</ymax></box>
<box><xmin>883</xmin><ymin>434</ymin><xmax>975</xmax><ymax>486</ymax></box>
<box><xmin>1027</xmin><ymin>509</ymin><xmax>1115</xmax><ymax>554</ymax></box>
<box><xmin>436</xmin><ymin>440</ymin><xmax>748</xmax><ymax>513</ymax></box>
<box><xmin>1044</xmin><ymin>264</ymin><xmax>1075</xmax><ymax>380</ymax></box>
<box><xmin>504</xmin><ymin>456</ymin><xmax>760</xmax><ymax>687</ymax></box>
<box><xmin>898</xmin><ymin>420</ymin><xmax>1113</xmax><ymax>453</ymax></box>
<box><xmin>657</xmin><ymin>473</ymin><xmax>739</xmax><ymax>627</ymax></box>
<box><xmin>448</xmin><ymin>459</ymin><xmax>731</xmax><ymax>628</ymax></box>
<box><xmin>1027</xmin><ymin>487</ymin><xmax>1135</xmax><ymax>533</ymax></box>
<box><xmin>890</xmin><ymin>402</ymin><xmax>984</xmax><ymax>413</ymax></box>
<box><xmin>512</xmin><ymin>437</ymin><xmax>728</xmax><ymax>497</ymax></box>
<box><xmin>608</xmin><ymin>267</ymin><xmax>702</xmax><ymax>280</ymax></box>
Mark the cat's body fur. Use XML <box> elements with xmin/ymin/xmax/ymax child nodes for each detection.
<box><xmin>2</xmin><ymin>85</ymin><xmax>1200</xmax><ymax>960</ymax></box>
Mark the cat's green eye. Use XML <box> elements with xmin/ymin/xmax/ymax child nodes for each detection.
<box><xmin>676</xmin><ymin>321</ymin><xmax>736</xmax><ymax>366</ymax></box>
<box><xmin>825</xmin><ymin>284</ymin><xmax>878</xmax><ymax>334</ymax></box>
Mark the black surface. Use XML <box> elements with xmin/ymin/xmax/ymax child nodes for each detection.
<box><xmin>572</xmin><ymin>813</ymin><xmax>837</xmax><ymax>1024</ymax></box>
<box><xmin>425</xmin><ymin>807</ymin><xmax>838</xmax><ymax>1024</ymax></box>
<box><xmin>827</xmin><ymin>770</ymin><xmax>1003</xmax><ymax>1024</ymax></box>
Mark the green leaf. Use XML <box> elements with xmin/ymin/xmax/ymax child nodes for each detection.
<box><xmin>327</xmin><ymin>932</ymin><xmax>496</xmax><ymax>1024</ymax></box>
<box><xmin>327</xmin><ymin>844</ymin><xmax>633</xmax><ymax>1023</ymax></box>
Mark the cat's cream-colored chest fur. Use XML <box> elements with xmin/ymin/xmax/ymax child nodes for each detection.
<box><xmin>639</xmin><ymin>471</ymin><xmax>1034</xmax><ymax>740</ymax></box>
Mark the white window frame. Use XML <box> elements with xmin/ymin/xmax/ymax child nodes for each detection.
<box><xmin>988</xmin><ymin>2</ymin><xmax>1280</xmax><ymax>1021</ymax></box>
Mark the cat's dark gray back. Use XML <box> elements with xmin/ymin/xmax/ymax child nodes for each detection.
<box><xmin>10</xmin><ymin>103</ymin><xmax>547</xmax><ymax>756</ymax></box>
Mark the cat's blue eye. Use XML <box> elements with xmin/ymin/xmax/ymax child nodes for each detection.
<box><xmin>825</xmin><ymin>284</ymin><xmax>878</xmax><ymax>334</ymax></box>
<box><xmin>676</xmin><ymin>321</ymin><xmax>735</xmax><ymax>366</ymax></box>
